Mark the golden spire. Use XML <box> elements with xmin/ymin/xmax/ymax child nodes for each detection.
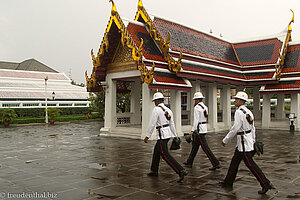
<box><xmin>288</xmin><ymin>9</ymin><xmax>294</xmax><ymax>32</ymax></box>
<box><xmin>109</xmin><ymin>0</ymin><xmax>117</xmax><ymax>16</ymax></box>
<box><xmin>138</xmin><ymin>0</ymin><xmax>144</xmax><ymax>10</ymax></box>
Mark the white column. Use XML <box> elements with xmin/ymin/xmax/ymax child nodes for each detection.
<box><xmin>253</xmin><ymin>86</ymin><xmax>261</xmax><ymax>120</ymax></box>
<box><xmin>170</xmin><ymin>90</ymin><xmax>182</xmax><ymax>136</ymax></box>
<box><xmin>194</xmin><ymin>80</ymin><xmax>201</xmax><ymax>92</ymax></box>
<box><xmin>276</xmin><ymin>94</ymin><xmax>285</xmax><ymax>120</ymax></box>
<box><xmin>100</xmin><ymin>75</ymin><xmax>117</xmax><ymax>134</ymax></box>
<box><xmin>208</xmin><ymin>83</ymin><xmax>217</xmax><ymax>131</ymax></box>
<box><xmin>222</xmin><ymin>85</ymin><xmax>231</xmax><ymax>128</ymax></box>
<box><xmin>130</xmin><ymin>80</ymin><xmax>141</xmax><ymax>125</ymax></box>
<box><xmin>291</xmin><ymin>93</ymin><xmax>300</xmax><ymax>131</ymax></box>
<box><xmin>262</xmin><ymin>94</ymin><xmax>271</xmax><ymax>129</ymax></box>
<box><xmin>141</xmin><ymin>83</ymin><xmax>155</xmax><ymax>139</ymax></box>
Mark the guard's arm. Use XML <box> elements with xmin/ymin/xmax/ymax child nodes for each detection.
<box><xmin>222</xmin><ymin>111</ymin><xmax>242</xmax><ymax>145</ymax></box>
<box><xmin>191</xmin><ymin>106</ymin><xmax>200</xmax><ymax>132</ymax></box>
<box><xmin>169</xmin><ymin>112</ymin><xmax>177</xmax><ymax>137</ymax></box>
<box><xmin>146</xmin><ymin>108</ymin><xmax>158</xmax><ymax>139</ymax></box>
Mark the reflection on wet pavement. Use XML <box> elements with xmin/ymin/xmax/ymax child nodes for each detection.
<box><xmin>0</xmin><ymin>121</ymin><xmax>299</xmax><ymax>199</ymax></box>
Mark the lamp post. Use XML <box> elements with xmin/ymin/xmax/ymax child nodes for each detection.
<box><xmin>45</xmin><ymin>76</ymin><xmax>48</xmax><ymax>124</ymax></box>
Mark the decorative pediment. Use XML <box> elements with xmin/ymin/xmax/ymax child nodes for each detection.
<box><xmin>134</xmin><ymin>0</ymin><xmax>182</xmax><ymax>73</ymax></box>
<box><xmin>86</xmin><ymin>0</ymin><xmax>155</xmax><ymax>92</ymax></box>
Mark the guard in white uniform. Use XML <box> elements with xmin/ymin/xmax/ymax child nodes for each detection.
<box><xmin>144</xmin><ymin>92</ymin><xmax>188</xmax><ymax>183</ymax></box>
<box><xmin>220</xmin><ymin>91</ymin><xmax>275</xmax><ymax>194</ymax></box>
<box><xmin>184</xmin><ymin>92</ymin><xmax>220</xmax><ymax>170</ymax></box>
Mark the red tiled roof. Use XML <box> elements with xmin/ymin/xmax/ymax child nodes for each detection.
<box><xmin>233</xmin><ymin>38</ymin><xmax>283</xmax><ymax>66</ymax></box>
<box><xmin>153</xmin><ymin>17</ymin><xmax>239</xmax><ymax>65</ymax></box>
<box><xmin>281</xmin><ymin>44</ymin><xmax>300</xmax><ymax>73</ymax></box>
<box><xmin>127</xmin><ymin>23</ymin><xmax>165</xmax><ymax>62</ymax></box>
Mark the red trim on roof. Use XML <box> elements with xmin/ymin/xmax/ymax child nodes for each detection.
<box><xmin>177</xmin><ymin>72</ymin><xmax>244</xmax><ymax>85</ymax></box>
<box><xmin>264</xmin><ymin>81</ymin><xmax>300</xmax><ymax>90</ymax></box>
<box><xmin>260</xmin><ymin>89</ymin><xmax>300</xmax><ymax>94</ymax></box>
<box><xmin>149</xmin><ymin>84</ymin><xmax>191</xmax><ymax>91</ymax></box>
<box><xmin>153</xmin><ymin>74</ymin><xmax>186</xmax><ymax>85</ymax></box>
<box><xmin>181</xmin><ymin>65</ymin><xmax>244</xmax><ymax>79</ymax></box>
<box><xmin>170</xmin><ymin>52</ymin><xmax>241</xmax><ymax>71</ymax></box>
<box><xmin>244</xmin><ymin>72</ymin><xmax>274</xmax><ymax>80</ymax></box>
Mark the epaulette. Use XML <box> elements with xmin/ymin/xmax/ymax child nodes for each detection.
<box><xmin>198</xmin><ymin>103</ymin><xmax>208</xmax><ymax>118</ymax></box>
<box><xmin>240</xmin><ymin>108</ymin><xmax>253</xmax><ymax>125</ymax></box>
<box><xmin>158</xmin><ymin>105</ymin><xmax>171</xmax><ymax>120</ymax></box>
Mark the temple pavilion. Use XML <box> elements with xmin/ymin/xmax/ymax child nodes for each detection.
<box><xmin>86</xmin><ymin>0</ymin><xmax>300</xmax><ymax>139</ymax></box>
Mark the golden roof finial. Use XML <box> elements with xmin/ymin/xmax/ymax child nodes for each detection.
<box><xmin>288</xmin><ymin>9</ymin><xmax>295</xmax><ymax>31</ymax></box>
<box><xmin>138</xmin><ymin>0</ymin><xmax>144</xmax><ymax>10</ymax></box>
<box><xmin>109</xmin><ymin>0</ymin><xmax>117</xmax><ymax>16</ymax></box>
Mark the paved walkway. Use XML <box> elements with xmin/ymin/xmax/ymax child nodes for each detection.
<box><xmin>0</xmin><ymin>121</ymin><xmax>300</xmax><ymax>199</ymax></box>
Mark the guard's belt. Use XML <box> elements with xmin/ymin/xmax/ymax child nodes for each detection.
<box><xmin>237</xmin><ymin>130</ymin><xmax>251</xmax><ymax>135</ymax></box>
<box><xmin>198</xmin><ymin>121</ymin><xmax>207</xmax><ymax>124</ymax></box>
<box><xmin>156</xmin><ymin>124</ymin><xmax>169</xmax><ymax>129</ymax></box>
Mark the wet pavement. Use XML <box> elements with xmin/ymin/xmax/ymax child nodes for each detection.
<box><xmin>0</xmin><ymin>121</ymin><xmax>300</xmax><ymax>200</ymax></box>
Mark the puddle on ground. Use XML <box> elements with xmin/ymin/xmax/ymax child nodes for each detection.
<box><xmin>48</xmin><ymin>134</ymin><xmax>58</xmax><ymax>138</ymax></box>
<box><xmin>285</xmin><ymin>160</ymin><xmax>299</xmax><ymax>164</ymax></box>
<box><xmin>88</xmin><ymin>189</ymin><xmax>120</xmax><ymax>199</ymax></box>
<box><xmin>90</xmin><ymin>176</ymin><xmax>108</xmax><ymax>182</ymax></box>
<box><xmin>87</xmin><ymin>163</ymin><xmax>106</xmax><ymax>170</ymax></box>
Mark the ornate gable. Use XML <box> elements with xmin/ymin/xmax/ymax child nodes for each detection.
<box><xmin>85</xmin><ymin>0</ymin><xmax>155</xmax><ymax>92</ymax></box>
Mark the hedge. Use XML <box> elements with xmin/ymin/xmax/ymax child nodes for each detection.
<box><xmin>13</xmin><ymin>107</ymin><xmax>90</xmax><ymax>118</ymax></box>
<box><xmin>5</xmin><ymin>115</ymin><xmax>92</xmax><ymax>124</ymax></box>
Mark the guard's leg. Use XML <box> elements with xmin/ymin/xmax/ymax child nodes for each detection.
<box><xmin>159</xmin><ymin>139</ymin><xmax>183</xmax><ymax>174</ymax></box>
<box><xmin>185</xmin><ymin>134</ymin><xmax>200</xmax><ymax>165</ymax></box>
<box><xmin>242</xmin><ymin>151</ymin><xmax>271</xmax><ymax>189</ymax></box>
<box><xmin>223</xmin><ymin>148</ymin><xmax>243</xmax><ymax>186</ymax></box>
<box><xmin>150</xmin><ymin>140</ymin><xmax>161</xmax><ymax>173</ymax></box>
<box><xmin>199</xmin><ymin>134</ymin><xmax>220</xmax><ymax>167</ymax></box>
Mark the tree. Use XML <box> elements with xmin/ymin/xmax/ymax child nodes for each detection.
<box><xmin>0</xmin><ymin>108</ymin><xmax>18</xmax><ymax>127</ymax></box>
<box><xmin>116</xmin><ymin>92</ymin><xmax>131</xmax><ymax>113</ymax></box>
<box><xmin>88</xmin><ymin>92</ymin><xmax>105</xmax><ymax>118</ymax></box>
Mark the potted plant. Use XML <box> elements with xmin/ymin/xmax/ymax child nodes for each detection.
<box><xmin>0</xmin><ymin>108</ymin><xmax>18</xmax><ymax>127</ymax></box>
<box><xmin>47</xmin><ymin>107</ymin><xmax>61</xmax><ymax>124</ymax></box>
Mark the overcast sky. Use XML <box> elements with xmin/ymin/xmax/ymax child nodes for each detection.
<box><xmin>0</xmin><ymin>0</ymin><xmax>299</xmax><ymax>85</ymax></box>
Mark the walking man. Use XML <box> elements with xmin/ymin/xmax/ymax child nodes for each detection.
<box><xmin>184</xmin><ymin>92</ymin><xmax>221</xmax><ymax>170</ymax></box>
<box><xmin>144</xmin><ymin>92</ymin><xmax>188</xmax><ymax>183</ymax></box>
<box><xmin>220</xmin><ymin>91</ymin><xmax>275</xmax><ymax>194</ymax></box>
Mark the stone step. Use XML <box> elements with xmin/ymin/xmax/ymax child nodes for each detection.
<box><xmin>100</xmin><ymin>127</ymin><xmax>142</xmax><ymax>139</ymax></box>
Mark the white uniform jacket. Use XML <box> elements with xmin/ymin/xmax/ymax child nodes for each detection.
<box><xmin>191</xmin><ymin>102</ymin><xmax>208</xmax><ymax>134</ymax></box>
<box><xmin>222</xmin><ymin>105</ymin><xmax>256</xmax><ymax>152</ymax></box>
<box><xmin>146</xmin><ymin>103</ymin><xmax>177</xmax><ymax>140</ymax></box>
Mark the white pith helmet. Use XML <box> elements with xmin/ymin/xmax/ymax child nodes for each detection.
<box><xmin>193</xmin><ymin>92</ymin><xmax>205</xmax><ymax>100</ymax></box>
<box><xmin>234</xmin><ymin>91</ymin><xmax>248</xmax><ymax>102</ymax></box>
<box><xmin>152</xmin><ymin>92</ymin><xmax>164</xmax><ymax>101</ymax></box>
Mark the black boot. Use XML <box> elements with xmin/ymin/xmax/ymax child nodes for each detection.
<box><xmin>147</xmin><ymin>171</ymin><xmax>158</xmax><ymax>177</ymax></box>
<box><xmin>183</xmin><ymin>162</ymin><xmax>192</xmax><ymax>168</ymax></box>
<box><xmin>218</xmin><ymin>181</ymin><xmax>233</xmax><ymax>188</ymax></box>
<box><xmin>209</xmin><ymin>164</ymin><xmax>221</xmax><ymax>171</ymax></box>
<box><xmin>177</xmin><ymin>170</ymin><xmax>188</xmax><ymax>183</ymax></box>
<box><xmin>258</xmin><ymin>184</ymin><xmax>275</xmax><ymax>194</ymax></box>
